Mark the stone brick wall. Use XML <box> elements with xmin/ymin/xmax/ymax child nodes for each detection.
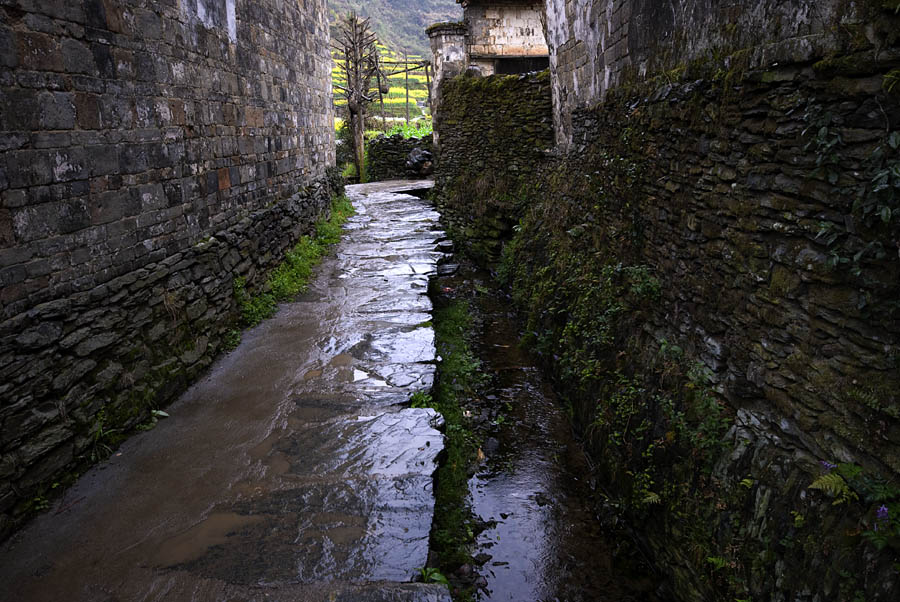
<box><xmin>544</xmin><ymin>0</ymin><xmax>895</xmax><ymax>145</ymax></box>
<box><xmin>426</xmin><ymin>21</ymin><xmax>466</xmax><ymax>146</ymax></box>
<box><xmin>435</xmin><ymin>70</ymin><xmax>552</xmax><ymax>182</ymax></box>
<box><xmin>462</xmin><ymin>0</ymin><xmax>548</xmax><ymax>75</ymax></box>
<box><xmin>0</xmin><ymin>0</ymin><xmax>335</xmax><ymax>536</ymax></box>
<box><xmin>434</xmin><ymin>1</ymin><xmax>900</xmax><ymax>597</ymax></box>
<box><xmin>433</xmin><ymin>69</ymin><xmax>553</xmax><ymax>259</ymax></box>
<box><xmin>366</xmin><ymin>134</ymin><xmax>434</xmax><ymax>182</ymax></box>
<box><xmin>505</xmin><ymin>54</ymin><xmax>900</xmax><ymax>598</ymax></box>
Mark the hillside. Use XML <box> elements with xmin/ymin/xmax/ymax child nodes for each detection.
<box><xmin>330</xmin><ymin>1</ymin><xmax>461</xmax><ymax>126</ymax></box>
<box><xmin>327</xmin><ymin>0</ymin><xmax>462</xmax><ymax>58</ymax></box>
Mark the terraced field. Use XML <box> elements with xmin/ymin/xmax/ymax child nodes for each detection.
<box><xmin>332</xmin><ymin>44</ymin><xmax>432</xmax><ymax>126</ymax></box>
<box><xmin>328</xmin><ymin>1</ymin><xmax>460</xmax><ymax>127</ymax></box>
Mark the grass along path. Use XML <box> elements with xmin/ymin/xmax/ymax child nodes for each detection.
<box><xmin>232</xmin><ymin>195</ymin><xmax>355</xmax><ymax>331</ymax></box>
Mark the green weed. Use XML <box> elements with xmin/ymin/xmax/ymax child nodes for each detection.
<box><xmin>384</xmin><ymin>119</ymin><xmax>433</xmax><ymax>139</ymax></box>
<box><xmin>89</xmin><ymin>409</ymin><xmax>119</xmax><ymax>462</ymax></box>
<box><xmin>409</xmin><ymin>391</ymin><xmax>433</xmax><ymax>408</ymax></box>
<box><xmin>810</xmin><ymin>462</ymin><xmax>900</xmax><ymax>551</ymax></box>
<box><xmin>421</xmin><ymin>299</ymin><xmax>484</xmax><ymax>595</ymax></box>
<box><xmin>234</xmin><ymin>195</ymin><xmax>355</xmax><ymax>327</ymax></box>
<box><xmin>29</xmin><ymin>496</ymin><xmax>49</xmax><ymax>512</ymax></box>
<box><xmin>418</xmin><ymin>566</ymin><xmax>451</xmax><ymax>585</ymax></box>
<box><xmin>223</xmin><ymin>329</ymin><xmax>242</xmax><ymax>350</ymax></box>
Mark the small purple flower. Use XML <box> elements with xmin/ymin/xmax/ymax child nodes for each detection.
<box><xmin>820</xmin><ymin>460</ymin><xmax>837</xmax><ymax>471</ymax></box>
<box><xmin>874</xmin><ymin>504</ymin><xmax>890</xmax><ymax>532</ymax></box>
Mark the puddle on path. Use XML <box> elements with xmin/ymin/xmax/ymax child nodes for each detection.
<box><xmin>0</xmin><ymin>180</ymin><xmax>451</xmax><ymax>602</ymax></box>
<box><xmin>439</xmin><ymin>265</ymin><xmax>664</xmax><ymax>602</ymax></box>
<box><xmin>153</xmin><ymin>512</ymin><xmax>267</xmax><ymax>566</ymax></box>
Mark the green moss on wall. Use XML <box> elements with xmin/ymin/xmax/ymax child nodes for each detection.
<box><xmin>436</xmin><ymin>39</ymin><xmax>900</xmax><ymax>600</ymax></box>
<box><xmin>434</xmin><ymin>70</ymin><xmax>553</xmax><ymax>261</ymax></box>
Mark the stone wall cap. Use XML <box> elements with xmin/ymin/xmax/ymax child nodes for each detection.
<box><xmin>426</xmin><ymin>21</ymin><xmax>467</xmax><ymax>37</ymax></box>
<box><xmin>458</xmin><ymin>0</ymin><xmax>538</xmax><ymax>5</ymax></box>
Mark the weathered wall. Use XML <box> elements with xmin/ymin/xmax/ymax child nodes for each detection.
<box><xmin>366</xmin><ymin>134</ymin><xmax>434</xmax><ymax>182</ymax></box>
<box><xmin>505</xmin><ymin>58</ymin><xmax>900</xmax><ymax>599</ymax></box>
<box><xmin>427</xmin><ymin>22</ymin><xmax>467</xmax><ymax>147</ymax></box>
<box><xmin>0</xmin><ymin>0</ymin><xmax>335</xmax><ymax>536</ymax></box>
<box><xmin>428</xmin><ymin>21</ymin><xmax>467</xmax><ymax>86</ymax></box>
<box><xmin>433</xmin><ymin>70</ymin><xmax>553</xmax><ymax>259</ymax></box>
<box><xmin>544</xmin><ymin>0</ymin><xmax>897</xmax><ymax>145</ymax></box>
<box><xmin>462</xmin><ymin>0</ymin><xmax>548</xmax><ymax>75</ymax></box>
<box><xmin>436</xmin><ymin>1</ymin><xmax>900</xmax><ymax>599</ymax></box>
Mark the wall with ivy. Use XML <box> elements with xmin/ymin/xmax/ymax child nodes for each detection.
<box><xmin>436</xmin><ymin>3</ymin><xmax>900</xmax><ymax>600</ymax></box>
<box><xmin>433</xmin><ymin>70</ymin><xmax>553</xmax><ymax>260</ymax></box>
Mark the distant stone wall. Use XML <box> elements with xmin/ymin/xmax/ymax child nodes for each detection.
<box><xmin>433</xmin><ymin>70</ymin><xmax>553</xmax><ymax>259</ymax></box>
<box><xmin>463</xmin><ymin>0</ymin><xmax>547</xmax><ymax>75</ymax></box>
<box><xmin>435</xmin><ymin>70</ymin><xmax>553</xmax><ymax>181</ymax></box>
<box><xmin>366</xmin><ymin>134</ymin><xmax>434</xmax><ymax>182</ymax></box>
<box><xmin>544</xmin><ymin>0</ymin><xmax>899</xmax><ymax>145</ymax></box>
<box><xmin>0</xmin><ymin>0</ymin><xmax>335</xmax><ymax>536</ymax></box>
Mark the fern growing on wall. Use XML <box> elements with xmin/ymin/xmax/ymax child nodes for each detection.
<box><xmin>809</xmin><ymin>471</ymin><xmax>860</xmax><ymax>505</ymax></box>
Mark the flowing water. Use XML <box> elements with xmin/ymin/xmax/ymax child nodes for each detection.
<box><xmin>434</xmin><ymin>265</ymin><xmax>664</xmax><ymax>602</ymax></box>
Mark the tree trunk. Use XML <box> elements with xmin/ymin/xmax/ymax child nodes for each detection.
<box><xmin>350</xmin><ymin>108</ymin><xmax>366</xmax><ymax>183</ymax></box>
<box><xmin>404</xmin><ymin>52</ymin><xmax>410</xmax><ymax>125</ymax></box>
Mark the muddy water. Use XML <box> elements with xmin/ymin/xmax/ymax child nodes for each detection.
<box><xmin>0</xmin><ymin>181</ymin><xmax>451</xmax><ymax>602</ymax></box>
<box><xmin>445</xmin><ymin>268</ymin><xmax>664</xmax><ymax>601</ymax></box>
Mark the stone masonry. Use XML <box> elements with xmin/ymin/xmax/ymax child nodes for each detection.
<box><xmin>433</xmin><ymin>1</ymin><xmax>900</xmax><ymax>598</ymax></box>
<box><xmin>366</xmin><ymin>133</ymin><xmax>434</xmax><ymax>182</ymax></box>
<box><xmin>544</xmin><ymin>0</ymin><xmax>883</xmax><ymax>146</ymax></box>
<box><xmin>434</xmin><ymin>69</ymin><xmax>553</xmax><ymax>259</ymax></box>
<box><xmin>0</xmin><ymin>0</ymin><xmax>335</xmax><ymax>537</ymax></box>
<box><xmin>459</xmin><ymin>0</ymin><xmax>548</xmax><ymax>75</ymax></box>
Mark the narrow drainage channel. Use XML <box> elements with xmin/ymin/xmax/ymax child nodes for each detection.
<box><xmin>430</xmin><ymin>258</ymin><xmax>665</xmax><ymax>601</ymax></box>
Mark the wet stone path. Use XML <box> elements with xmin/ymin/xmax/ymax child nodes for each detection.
<box><xmin>0</xmin><ymin>181</ymin><xmax>451</xmax><ymax>602</ymax></box>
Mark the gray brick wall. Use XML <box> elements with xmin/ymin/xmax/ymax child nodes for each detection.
<box><xmin>544</xmin><ymin>0</ymin><xmax>874</xmax><ymax>146</ymax></box>
<box><xmin>0</xmin><ymin>0</ymin><xmax>336</xmax><ymax>536</ymax></box>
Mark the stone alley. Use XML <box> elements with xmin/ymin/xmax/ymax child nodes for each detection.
<box><xmin>0</xmin><ymin>181</ymin><xmax>451</xmax><ymax>602</ymax></box>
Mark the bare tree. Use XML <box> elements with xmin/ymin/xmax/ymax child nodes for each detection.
<box><xmin>332</xmin><ymin>13</ymin><xmax>384</xmax><ymax>182</ymax></box>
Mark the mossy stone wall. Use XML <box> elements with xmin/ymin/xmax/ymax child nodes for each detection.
<box><xmin>435</xmin><ymin>7</ymin><xmax>900</xmax><ymax>601</ymax></box>
<box><xmin>434</xmin><ymin>70</ymin><xmax>553</xmax><ymax>260</ymax></box>
<box><xmin>365</xmin><ymin>134</ymin><xmax>433</xmax><ymax>182</ymax></box>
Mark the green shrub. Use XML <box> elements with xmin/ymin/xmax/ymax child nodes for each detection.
<box><xmin>385</xmin><ymin>119</ymin><xmax>433</xmax><ymax>139</ymax></box>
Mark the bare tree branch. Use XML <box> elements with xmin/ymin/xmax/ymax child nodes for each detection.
<box><xmin>332</xmin><ymin>12</ymin><xmax>387</xmax><ymax>181</ymax></box>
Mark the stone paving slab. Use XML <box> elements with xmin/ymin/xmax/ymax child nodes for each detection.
<box><xmin>0</xmin><ymin>180</ymin><xmax>449</xmax><ymax>602</ymax></box>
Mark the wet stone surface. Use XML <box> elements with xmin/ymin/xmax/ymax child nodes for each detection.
<box><xmin>436</xmin><ymin>263</ymin><xmax>664</xmax><ymax>602</ymax></box>
<box><xmin>0</xmin><ymin>180</ymin><xmax>451</xmax><ymax>602</ymax></box>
